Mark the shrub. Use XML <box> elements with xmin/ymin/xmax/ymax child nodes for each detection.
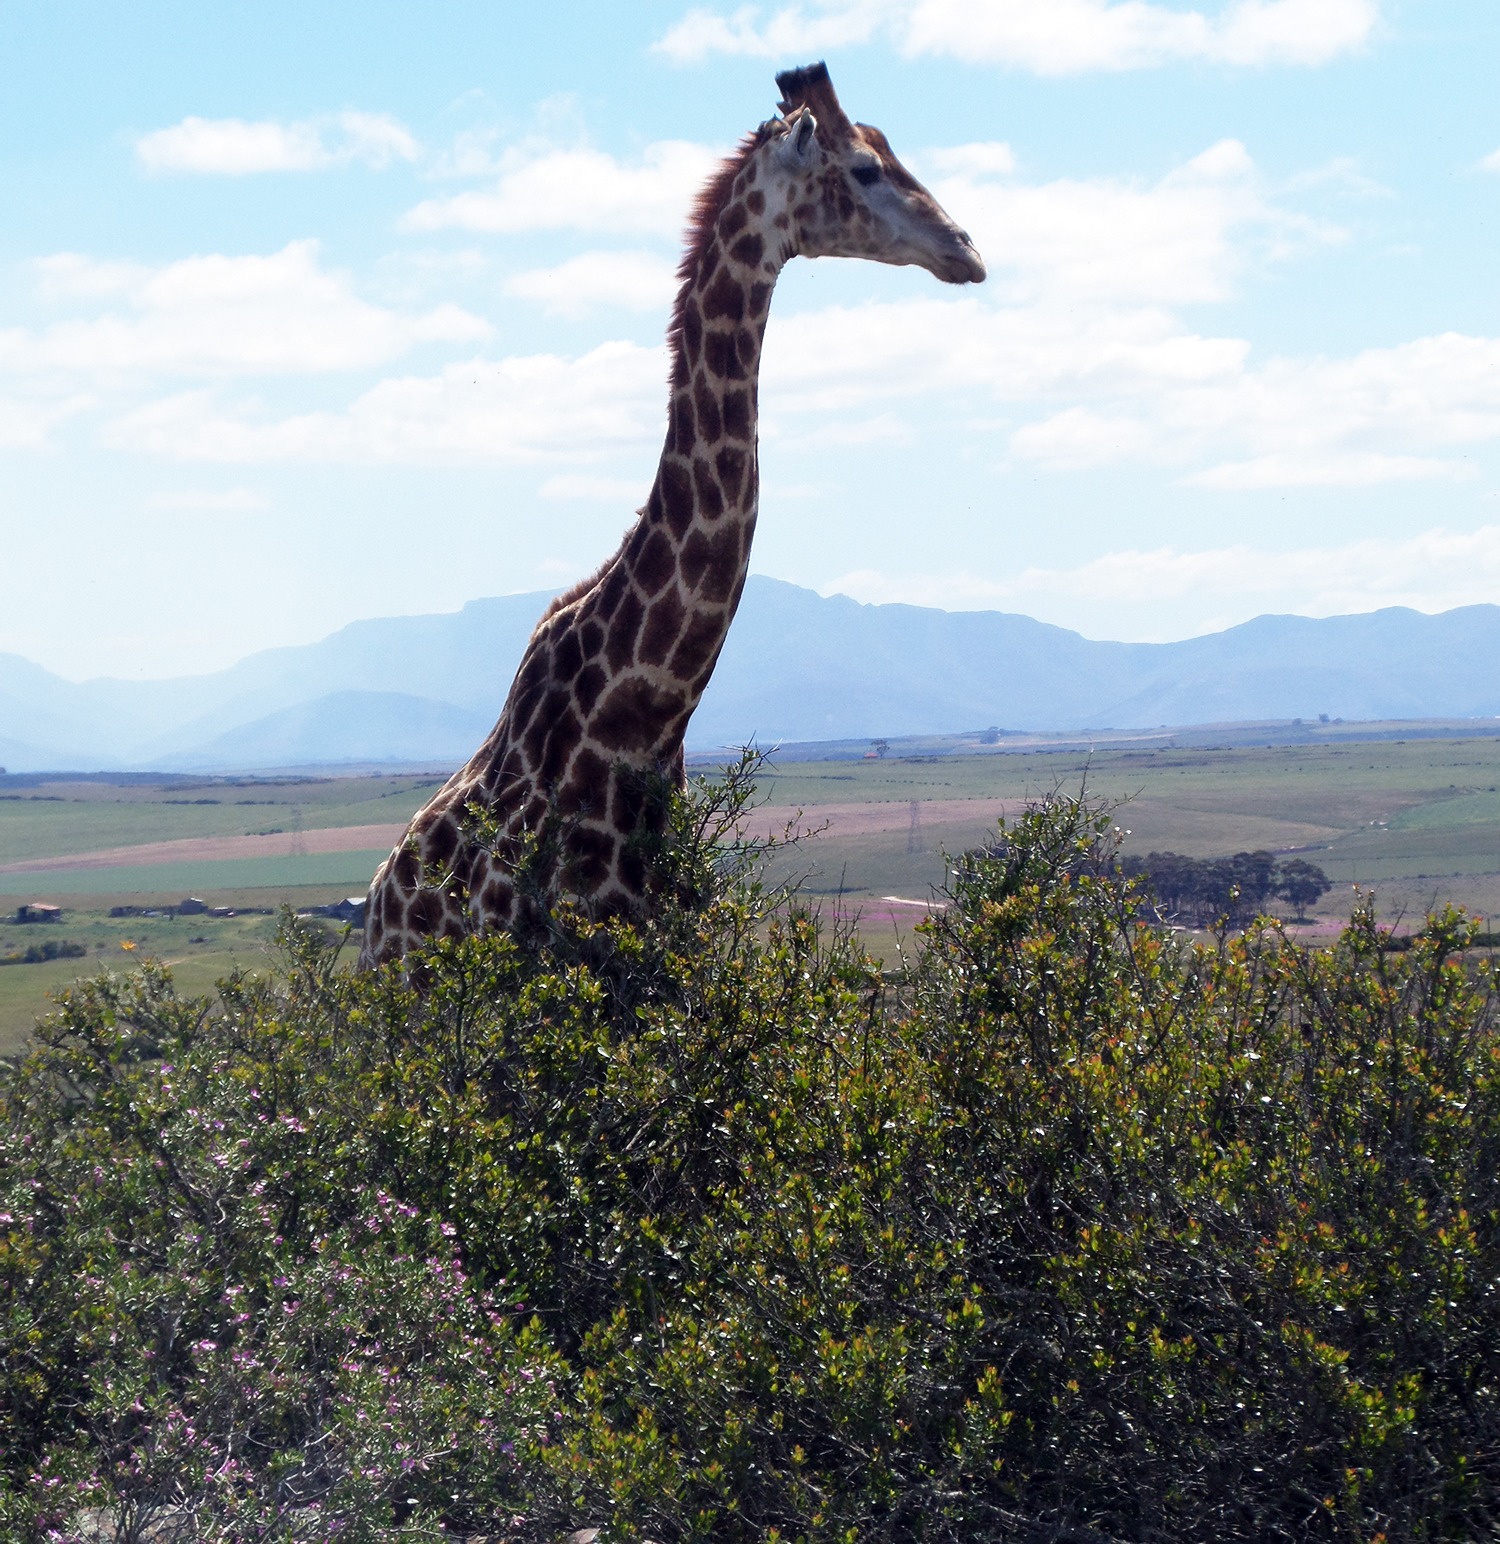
<box><xmin>1</xmin><ymin>773</ymin><xmax>1497</xmax><ymax>1540</ymax></box>
<box><xmin>0</xmin><ymin>939</ymin><xmax>87</xmax><ymax>968</ymax></box>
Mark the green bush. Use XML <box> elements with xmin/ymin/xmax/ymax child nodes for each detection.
<box><xmin>2</xmin><ymin>768</ymin><xmax>1498</xmax><ymax>1540</ymax></box>
<box><xmin>0</xmin><ymin>939</ymin><xmax>87</xmax><ymax>967</ymax></box>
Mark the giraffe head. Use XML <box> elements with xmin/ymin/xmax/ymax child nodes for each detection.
<box><xmin>762</xmin><ymin>62</ymin><xmax>985</xmax><ymax>285</ymax></box>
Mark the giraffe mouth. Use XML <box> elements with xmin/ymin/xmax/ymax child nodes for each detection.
<box><xmin>940</xmin><ymin>243</ymin><xmax>987</xmax><ymax>284</ymax></box>
<box><xmin>906</xmin><ymin>221</ymin><xmax>986</xmax><ymax>285</ymax></box>
<box><xmin>936</xmin><ymin>225</ymin><xmax>987</xmax><ymax>284</ymax></box>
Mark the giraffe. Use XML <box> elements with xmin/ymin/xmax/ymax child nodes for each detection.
<box><xmin>360</xmin><ymin>61</ymin><xmax>985</xmax><ymax>969</ymax></box>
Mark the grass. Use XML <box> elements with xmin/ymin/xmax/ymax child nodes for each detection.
<box><xmin>6</xmin><ymin>734</ymin><xmax>1500</xmax><ymax>1037</ymax></box>
<box><xmin>0</xmin><ymin>899</ymin><xmax>360</xmax><ymax>1056</ymax></box>
<box><xmin>750</xmin><ymin>736</ymin><xmax>1500</xmax><ymax>957</ymax></box>
<box><xmin>0</xmin><ymin>851</ymin><xmax>393</xmax><ymax>897</ymax></box>
<box><xmin>0</xmin><ymin>775</ymin><xmax>443</xmax><ymax>864</ymax></box>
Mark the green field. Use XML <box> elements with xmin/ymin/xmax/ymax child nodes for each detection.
<box><xmin>0</xmin><ymin>774</ymin><xmax>444</xmax><ymax>864</ymax></box>
<box><xmin>0</xmin><ymin>850</ymin><xmax>393</xmax><ymax>896</ymax></box>
<box><xmin>752</xmin><ymin>736</ymin><xmax>1500</xmax><ymax>932</ymax></box>
<box><xmin>6</xmin><ymin>733</ymin><xmax>1500</xmax><ymax>1049</ymax></box>
<box><xmin>0</xmin><ymin>891</ymin><xmax>369</xmax><ymax>1055</ymax></box>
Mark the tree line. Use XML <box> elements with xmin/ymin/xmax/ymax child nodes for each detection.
<box><xmin>1123</xmin><ymin>848</ymin><xmax>1333</xmax><ymax>924</ymax></box>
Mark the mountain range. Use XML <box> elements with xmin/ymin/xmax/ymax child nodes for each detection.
<box><xmin>4</xmin><ymin>576</ymin><xmax>1500</xmax><ymax>773</ymax></box>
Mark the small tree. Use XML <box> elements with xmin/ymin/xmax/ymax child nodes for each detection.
<box><xmin>871</xmin><ymin>739</ymin><xmax>890</xmax><ymax>759</ymax></box>
<box><xmin>1276</xmin><ymin>856</ymin><xmax>1333</xmax><ymax>920</ymax></box>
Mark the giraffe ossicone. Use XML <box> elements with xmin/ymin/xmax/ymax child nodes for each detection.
<box><xmin>360</xmin><ymin>61</ymin><xmax>985</xmax><ymax>969</ymax></box>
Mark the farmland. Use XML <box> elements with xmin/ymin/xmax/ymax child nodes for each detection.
<box><xmin>6</xmin><ymin>731</ymin><xmax>1500</xmax><ymax>1049</ymax></box>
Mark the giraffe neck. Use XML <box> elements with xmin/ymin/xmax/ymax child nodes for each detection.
<box><xmin>603</xmin><ymin>172</ymin><xmax>786</xmax><ymax>742</ymax></box>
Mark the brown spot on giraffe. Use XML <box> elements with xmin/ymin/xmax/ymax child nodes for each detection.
<box><xmin>670</xmin><ymin>391</ymin><xmax>697</xmax><ymax>455</ymax></box>
<box><xmin>715</xmin><ymin>444</ymin><xmax>750</xmax><ymax>506</ymax></box>
<box><xmin>631</xmin><ymin>527</ymin><xmax>676</xmax><ymax>596</ymax></box>
<box><xmin>691</xmin><ymin>455</ymin><xmax>725</xmax><ymax>521</ymax></box>
<box><xmin>674</xmin><ymin>304</ymin><xmax>702</xmax><ymax>384</ymax></box>
<box><xmin>730</xmin><ymin>233</ymin><xmax>764</xmax><ymax>267</ymax></box>
<box><xmin>605</xmin><ymin>588</ymin><xmax>645</xmax><ymax>673</ymax></box>
<box><xmin>578</xmin><ymin>616</ymin><xmax>606</xmax><ymax>658</ymax></box>
<box><xmin>359</xmin><ymin>61</ymin><xmax>984</xmax><ymax>970</ymax></box>
<box><xmin>539</xmin><ymin>705</ymin><xmax>582</xmax><ymax>784</ymax></box>
<box><xmin>574</xmin><ymin>662</ymin><xmax>608</xmax><ymax>716</ymax></box>
<box><xmin>693</xmin><ymin>378</ymin><xmax>723</xmax><ymax>443</ymax></box>
<box><xmin>591</xmin><ymin>676</ymin><xmax>686</xmax><ymax>753</ymax></box>
<box><xmin>562</xmin><ymin>745</ymin><xmax>610</xmax><ymax>811</ymax></box>
<box><xmin>566</xmin><ymin>825</ymin><xmax>615</xmax><ymax>890</ymax></box>
<box><xmin>595</xmin><ymin>564</ymin><xmax>630</xmax><ymax>622</ymax></box>
<box><xmin>419</xmin><ymin>815</ymin><xmax>459</xmax><ymax>869</ymax></box>
<box><xmin>667</xmin><ymin>609</ymin><xmax>730</xmax><ymax>685</ymax></box>
<box><xmin>702</xmin><ymin>270</ymin><xmax>745</xmax><ymax>323</ymax></box>
<box><xmin>637</xmin><ymin>587</ymin><xmax>688</xmax><ymax>667</ymax></box>
<box><xmin>721</xmin><ymin>387</ymin><xmax>752</xmax><ymax>441</ymax></box>
<box><xmin>703</xmin><ymin>329</ymin><xmax>743</xmax><ymax>380</ymax></box>
<box><xmin>658</xmin><ymin>460</ymin><xmax>696</xmax><ymax>539</ymax></box>
<box><xmin>679</xmin><ymin>523</ymin><xmax>742</xmax><ymax>601</ymax></box>
<box><xmin>552</xmin><ymin>627</ymin><xmax>584</xmax><ymax>681</ymax></box>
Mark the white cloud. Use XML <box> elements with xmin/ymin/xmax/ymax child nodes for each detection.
<box><xmin>70</xmin><ymin>126</ymin><xmax>1483</xmax><ymax>493</ymax></box>
<box><xmin>144</xmin><ymin>487</ymin><xmax>268</xmax><ymax>510</ymax></box>
<box><xmin>655</xmin><ymin>0</ymin><xmax>1379</xmax><ymax>72</ymax></box>
<box><xmin>905</xmin><ymin>0</ymin><xmax>1380</xmax><ymax>71</ymax></box>
<box><xmin>1283</xmin><ymin>156</ymin><xmax>1393</xmax><ymax>200</ymax></box>
<box><xmin>0</xmin><ymin>242</ymin><xmax>488</xmax><ymax>380</ymax></box>
<box><xmin>0</xmin><ymin>393</ymin><xmax>93</xmax><ymax>449</ymax></box>
<box><xmin>104</xmin><ymin>342</ymin><xmax>666</xmax><ymax>464</ymax></box>
<box><xmin>539</xmin><ymin>473</ymin><xmax>652</xmax><ymax>501</ymax></box>
<box><xmin>918</xmin><ymin>142</ymin><xmax>1017</xmax><ymax>178</ymax></box>
<box><xmin>401</xmin><ymin>140</ymin><xmax>721</xmax><ymax>237</ymax></box>
<box><xmin>654</xmin><ymin>2</ymin><xmax>885</xmax><ymax>62</ymax></box>
<box><xmin>135</xmin><ymin>111</ymin><xmax>418</xmax><ymax>175</ymax></box>
<box><xmin>503</xmin><ymin>250</ymin><xmax>678</xmax><ymax>316</ymax></box>
<box><xmin>1009</xmin><ymin>332</ymin><xmax>1500</xmax><ymax>485</ymax></box>
<box><xmin>826</xmin><ymin>524</ymin><xmax>1500</xmax><ymax>641</ymax></box>
<box><xmin>1481</xmin><ymin>147</ymin><xmax>1500</xmax><ymax>174</ymax></box>
<box><xmin>928</xmin><ymin>136</ymin><xmax>1335</xmax><ymax>307</ymax></box>
<box><xmin>9</xmin><ymin>132</ymin><xmax>1486</xmax><ymax>498</ymax></box>
<box><xmin>764</xmin><ymin>295</ymin><xmax>1247</xmax><ymax>412</ymax></box>
<box><xmin>763</xmin><ymin>294</ymin><xmax>1500</xmax><ymax>491</ymax></box>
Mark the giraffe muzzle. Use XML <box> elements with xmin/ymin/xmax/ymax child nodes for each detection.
<box><xmin>944</xmin><ymin>239</ymin><xmax>987</xmax><ymax>285</ymax></box>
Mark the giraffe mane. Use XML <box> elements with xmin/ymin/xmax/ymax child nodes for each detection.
<box><xmin>533</xmin><ymin>542</ymin><xmax>631</xmax><ymax>629</ymax></box>
<box><xmin>665</xmin><ymin>123</ymin><xmax>776</xmax><ymax>384</ymax></box>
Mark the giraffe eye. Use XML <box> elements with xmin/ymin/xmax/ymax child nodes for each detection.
<box><xmin>851</xmin><ymin>162</ymin><xmax>882</xmax><ymax>186</ymax></box>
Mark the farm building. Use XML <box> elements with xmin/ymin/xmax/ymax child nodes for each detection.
<box><xmin>16</xmin><ymin>903</ymin><xmax>62</xmax><ymax>924</ymax></box>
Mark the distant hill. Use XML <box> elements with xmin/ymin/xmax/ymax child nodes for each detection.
<box><xmin>4</xmin><ymin>577</ymin><xmax>1500</xmax><ymax>772</ymax></box>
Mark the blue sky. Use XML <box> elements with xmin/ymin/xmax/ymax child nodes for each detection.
<box><xmin>3</xmin><ymin>0</ymin><xmax>1499</xmax><ymax>680</ymax></box>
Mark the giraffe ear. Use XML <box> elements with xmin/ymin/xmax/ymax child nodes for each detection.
<box><xmin>777</xmin><ymin>110</ymin><xmax>819</xmax><ymax>168</ymax></box>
